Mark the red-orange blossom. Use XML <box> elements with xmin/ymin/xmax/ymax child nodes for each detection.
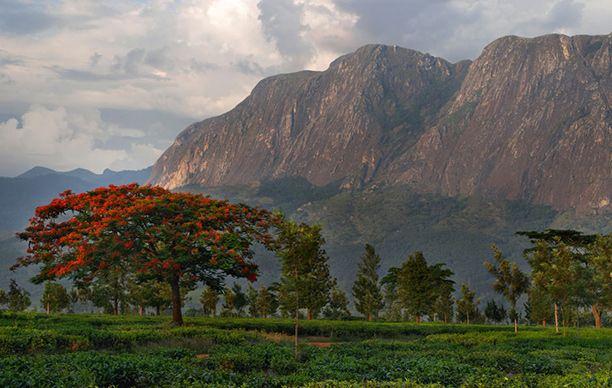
<box><xmin>15</xmin><ymin>184</ymin><xmax>277</xmax><ymax>324</ymax></box>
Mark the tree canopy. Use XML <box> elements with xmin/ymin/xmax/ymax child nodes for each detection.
<box><xmin>15</xmin><ymin>184</ymin><xmax>277</xmax><ymax>325</ymax></box>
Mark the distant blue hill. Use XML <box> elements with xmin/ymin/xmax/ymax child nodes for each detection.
<box><xmin>1</xmin><ymin>166</ymin><xmax>151</xmax><ymax>233</ymax></box>
<box><xmin>16</xmin><ymin>166</ymin><xmax>152</xmax><ymax>187</ymax></box>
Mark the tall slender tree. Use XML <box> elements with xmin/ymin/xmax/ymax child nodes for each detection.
<box><xmin>456</xmin><ymin>283</ymin><xmax>480</xmax><ymax>324</ymax></box>
<box><xmin>585</xmin><ymin>235</ymin><xmax>611</xmax><ymax>328</ymax></box>
<box><xmin>484</xmin><ymin>245</ymin><xmax>529</xmax><ymax>333</ymax></box>
<box><xmin>429</xmin><ymin>263</ymin><xmax>455</xmax><ymax>323</ymax></box>
<box><xmin>525</xmin><ymin>284</ymin><xmax>552</xmax><ymax>327</ymax></box>
<box><xmin>246</xmin><ymin>285</ymin><xmax>259</xmax><ymax>317</ymax></box>
<box><xmin>352</xmin><ymin>244</ymin><xmax>384</xmax><ymax>321</ymax></box>
<box><xmin>232</xmin><ymin>284</ymin><xmax>248</xmax><ymax>316</ymax></box>
<box><xmin>396</xmin><ymin>252</ymin><xmax>433</xmax><ymax>323</ymax></box>
<box><xmin>276</xmin><ymin>220</ymin><xmax>332</xmax><ymax>357</ymax></box>
<box><xmin>381</xmin><ymin>267</ymin><xmax>402</xmax><ymax>321</ymax></box>
<box><xmin>518</xmin><ymin>229</ymin><xmax>597</xmax><ymax>331</ymax></box>
<box><xmin>0</xmin><ymin>289</ymin><xmax>7</xmax><ymax>308</ymax></box>
<box><xmin>526</xmin><ymin>239</ymin><xmax>584</xmax><ymax>333</ymax></box>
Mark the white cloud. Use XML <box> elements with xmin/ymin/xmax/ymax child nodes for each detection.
<box><xmin>0</xmin><ymin>105</ymin><xmax>161</xmax><ymax>175</ymax></box>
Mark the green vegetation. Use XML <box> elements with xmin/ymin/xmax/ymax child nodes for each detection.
<box><xmin>484</xmin><ymin>246</ymin><xmax>529</xmax><ymax>333</ymax></box>
<box><xmin>0</xmin><ymin>279</ymin><xmax>31</xmax><ymax>312</ymax></box>
<box><xmin>277</xmin><ymin>221</ymin><xmax>333</xmax><ymax>321</ymax></box>
<box><xmin>5</xmin><ymin>184</ymin><xmax>610</xmax><ymax>385</ymax></box>
<box><xmin>0</xmin><ymin>313</ymin><xmax>609</xmax><ymax>387</ymax></box>
<box><xmin>352</xmin><ymin>244</ymin><xmax>384</xmax><ymax>321</ymax></box>
<box><xmin>393</xmin><ymin>252</ymin><xmax>455</xmax><ymax>324</ymax></box>
<box><xmin>41</xmin><ymin>282</ymin><xmax>70</xmax><ymax>314</ymax></box>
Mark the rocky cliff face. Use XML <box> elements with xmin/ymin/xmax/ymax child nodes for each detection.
<box><xmin>151</xmin><ymin>34</ymin><xmax>611</xmax><ymax>212</ymax></box>
<box><xmin>389</xmin><ymin>34</ymin><xmax>611</xmax><ymax>212</ymax></box>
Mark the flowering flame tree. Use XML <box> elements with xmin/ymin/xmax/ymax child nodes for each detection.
<box><xmin>15</xmin><ymin>184</ymin><xmax>276</xmax><ymax>325</ymax></box>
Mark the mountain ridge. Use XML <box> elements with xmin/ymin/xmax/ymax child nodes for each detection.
<box><xmin>0</xmin><ymin>166</ymin><xmax>152</xmax><ymax>234</ymax></box>
<box><xmin>150</xmin><ymin>33</ymin><xmax>611</xmax><ymax>213</ymax></box>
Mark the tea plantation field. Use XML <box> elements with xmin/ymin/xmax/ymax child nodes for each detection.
<box><xmin>0</xmin><ymin>313</ymin><xmax>610</xmax><ymax>387</ymax></box>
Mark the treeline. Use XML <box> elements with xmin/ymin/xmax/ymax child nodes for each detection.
<box><xmin>0</xmin><ymin>277</ymin><xmax>184</xmax><ymax>317</ymax></box>
<box><xmin>8</xmin><ymin>224</ymin><xmax>610</xmax><ymax>333</ymax></box>
<box><xmin>190</xmin><ymin>227</ymin><xmax>610</xmax><ymax>333</ymax></box>
<box><xmin>11</xmin><ymin>185</ymin><xmax>610</xmax><ymax>329</ymax></box>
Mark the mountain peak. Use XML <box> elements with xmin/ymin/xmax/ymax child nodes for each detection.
<box><xmin>17</xmin><ymin>166</ymin><xmax>58</xmax><ymax>179</ymax></box>
<box><xmin>150</xmin><ymin>33</ymin><xmax>610</xmax><ymax>213</ymax></box>
<box><xmin>329</xmin><ymin>43</ymin><xmax>446</xmax><ymax>71</ymax></box>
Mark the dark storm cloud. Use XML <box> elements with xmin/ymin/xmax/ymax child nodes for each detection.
<box><xmin>512</xmin><ymin>0</ymin><xmax>585</xmax><ymax>36</ymax></box>
<box><xmin>331</xmin><ymin>0</ymin><xmax>594</xmax><ymax>61</ymax></box>
<box><xmin>332</xmin><ymin>0</ymin><xmax>482</xmax><ymax>60</ymax></box>
<box><xmin>538</xmin><ymin>0</ymin><xmax>584</xmax><ymax>31</ymax></box>
<box><xmin>257</xmin><ymin>0</ymin><xmax>315</xmax><ymax>68</ymax></box>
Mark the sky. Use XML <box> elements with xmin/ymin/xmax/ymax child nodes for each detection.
<box><xmin>0</xmin><ymin>0</ymin><xmax>610</xmax><ymax>176</ymax></box>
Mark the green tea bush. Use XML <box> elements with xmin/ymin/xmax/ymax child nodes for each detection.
<box><xmin>0</xmin><ymin>313</ymin><xmax>609</xmax><ymax>387</ymax></box>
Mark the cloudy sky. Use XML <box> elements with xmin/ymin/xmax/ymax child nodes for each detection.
<box><xmin>0</xmin><ymin>0</ymin><xmax>610</xmax><ymax>176</ymax></box>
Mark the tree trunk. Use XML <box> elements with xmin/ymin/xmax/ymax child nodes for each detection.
<box><xmin>113</xmin><ymin>297</ymin><xmax>119</xmax><ymax>315</ymax></box>
<box><xmin>170</xmin><ymin>274</ymin><xmax>183</xmax><ymax>326</ymax></box>
<box><xmin>367</xmin><ymin>313</ymin><xmax>371</xmax><ymax>321</ymax></box>
<box><xmin>415</xmin><ymin>315</ymin><xmax>421</xmax><ymax>324</ymax></box>
<box><xmin>591</xmin><ymin>305</ymin><xmax>602</xmax><ymax>329</ymax></box>
<box><xmin>294</xmin><ymin>307</ymin><xmax>299</xmax><ymax>359</ymax></box>
<box><xmin>138</xmin><ymin>305</ymin><xmax>143</xmax><ymax>317</ymax></box>
<box><xmin>294</xmin><ymin>282</ymin><xmax>299</xmax><ymax>359</ymax></box>
<box><xmin>46</xmin><ymin>303</ymin><xmax>50</xmax><ymax>315</ymax></box>
<box><xmin>554</xmin><ymin>303</ymin><xmax>559</xmax><ymax>333</ymax></box>
<box><xmin>511</xmin><ymin>302</ymin><xmax>518</xmax><ymax>334</ymax></box>
<box><xmin>156</xmin><ymin>305</ymin><xmax>161</xmax><ymax>316</ymax></box>
<box><xmin>514</xmin><ymin>318</ymin><xmax>518</xmax><ymax>334</ymax></box>
<box><xmin>307</xmin><ymin>309</ymin><xmax>313</xmax><ymax>320</ymax></box>
<box><xmin>542</xmin><ymin>319</ymin><xmax>546</xmax><ymax>328</ymax></box>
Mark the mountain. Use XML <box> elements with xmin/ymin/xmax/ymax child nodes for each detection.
<box><xmin>17</xmin><ymin>166</ymin><xmax>152</xmax><ymax>187</ymax></box>
<box><xmin>151</xmin><ymin>33</ymin><xmax>611</xmax><ymax>213</ymax></box>
<box><xmin>2</xmin><ymin>34</ymin><xmax>610</xmax><ymax>306</ymax></box>
<box><xmin>147</xmin><ymin>33</ymin><xmax>610</xmax><ymax>298</ymax></box>
<box><xmin>387</xmin><ymin>34</ymin><xmax>611</xmax><ymax>212</ymax></box>
<box><xmin>151</xmin><ymin>44</ymin><xmax>470</xmax><ymax>192</ymax></box>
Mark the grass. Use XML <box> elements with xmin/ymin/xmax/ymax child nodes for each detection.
<box><xmin>0</xmin><ymin>313</ymin><xmax>609</xmax><ymax>387</ymax></box>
